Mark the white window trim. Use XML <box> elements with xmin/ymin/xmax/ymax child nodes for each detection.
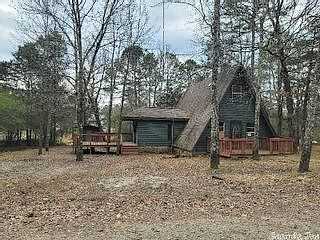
<box><xmin>246</xmin><ymin>125</ymin><xmax>255</xmax><ymax>137</ymax></box>
<box><xmin>232</xmin><ymin>85</ymin><xmax>243</xmax><ymax>100</ymax></box>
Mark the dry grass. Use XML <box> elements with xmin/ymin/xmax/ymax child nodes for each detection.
<box><xmin>0</xmin><ymin>146</ymin><xmax>319</xmax><ymax>239</ymax></box>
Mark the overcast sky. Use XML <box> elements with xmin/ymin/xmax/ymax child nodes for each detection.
<box><xmin>148</xmin><ymin>1</ymin><xmax>200</xmax><ymax>59</ymax></box>
<box><xmin>0</xmin><ymin>0</ymin><xmax>17</xmax><ymax>61</ymax></box>
<box><xmin>0</xmin><ymin>0</ymin><xmax>200</xmax><ymax>62</ymax></box>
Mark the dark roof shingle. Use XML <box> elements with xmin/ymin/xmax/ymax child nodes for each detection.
<box><xmin>177</xmin><ymin>66</ymin><xmax>237</xmax><ymax>115</ymax></box>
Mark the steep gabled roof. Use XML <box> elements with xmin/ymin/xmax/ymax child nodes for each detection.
<box><xmin>177</xmin><ymin>66</ymin><xmax>237</xmax><ymax>115</ymax></box>
<box><xmin>175</xmin><ymin>65</ymin><xmax>276</xmax><ymax>151</ymax></box>
<box><xmin>174</xmin><ymin>106</ymin><xmax>212</xmax><ymax>151</ymax></box>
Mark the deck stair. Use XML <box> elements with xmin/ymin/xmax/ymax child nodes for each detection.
<box><xmin>121</xmin><ymin>143</ymin><xmax>139</xmax><ymax>155</ymax></box>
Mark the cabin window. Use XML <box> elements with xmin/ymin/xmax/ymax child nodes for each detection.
<box><xmin>232</xmin><ymin>85</ymin><xmax>243</xmax><ymax>100</ymax></box>
<box><xmin>246</xmin><ymin>123</ymin><xmax>255</xmax><ymax>138</ymax></box>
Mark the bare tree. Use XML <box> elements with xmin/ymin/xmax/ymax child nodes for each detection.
<box><xmin>299</xmin><ymin>15</ymin><xmax>320</xmax><ymax>172</ymax></box>
<box><xmin>251</xmin><ymin>0</ymin><xmax>260</xmax><ymax>159</ymax></box>
<box><xmin>253</xmin><ymin>0</ymin><xmax>267</xmax><ymax>159</ymax></box>
<box><xmin>299</xmin><ymin>90</ymin><xmax>319</xmax><ymax>172</ymax></box>
<box><xmin>265</xmin><ymin>0</ymin><xmax>318</xmax><ymax>146</ymax></box>
<box><xmin>107</xmin><ymin>22</ymin><xmax>123</xmax><ymax>134</ymax></box>
<box><xmin>115</xmin><ymin>0</ymin><xmax>151</xmax><ymax>154</ymax></box>
<box><xmin>166</xmin><ymin>0</ymin><xmax>221</xmax><ymax>169</ymax></box>
<box><xmin>20</xmin><ymin>0</ymin><xmax>126</xmax><ymax>160</ymax></box>
<box><xmin>209</xmin><ymin>0</ymin><xmax>222</xmax><ymax>169</ymax></box>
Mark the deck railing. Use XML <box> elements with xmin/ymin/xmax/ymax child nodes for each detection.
<box><xmin>72</xmin><ymin>132</ymin><xmax>133</xmax><ymax>146</ymax></box>
<box><xmin>269</xmin><ymin>138</ymin><xmax>294</xmax><ymax>154</ymax></box>
<box><xmin>219</xmin><ymin>138</ymin><xmax>253</xmax><ymax>157</ymax></box>
<box><xmin>72</xmin><ymin>132</ymin><xmax>137</xmax><ymax>155</ymax></box>
<box><xmin>214</xmin><ymin>137</ymin><xmax>294</xmax><ymax>157</ymax></box>
<box><xmin>83</xmin><ymin>133</ymin><xmax>120</xmax><ymax>143</ymax></box>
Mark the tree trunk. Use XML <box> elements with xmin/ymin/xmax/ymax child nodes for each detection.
<box><xmin>253</xmin><ymin>84</ymin><xmax>261</xmax><ymax>159</ymax></box>
<box><xmin>52</xmin><ymin>115</ymin><xmax>57</xmax><ymax>145</ymax></box>
<box><xmin>93</xmin><ymin>99</ymin><xmax>102</xmax><ymax>130</ymax></box>
<box><xmin>74</xmin><ymin>2</ymin><xmax>84</xmax><ymax>162</ymax></box>
<box><xmin>38</xmin><ymin>121</ymin><xmax>43</xmax><ymax>155</ymax></box>
<box><xmin>299</xmin><ymin>40</ymin><xmax>319</xmax><ymax>172</ymax></box>
<box><xmin>26</xmin><ymin>129</ymin><xmax>30</xmax><ymax>145</ymax></box>
<box><xmin>132</xmin><ymin>63</ymin><xmax>138</xmax><ymax>108</ymax></box>
<box><xmin>148</xmin><ymin>74</ymin><xmax>152</xmax><ymax>107</ymax></box>
<box><xmin>279</xmin><ymin>53</ymin><xmax>294</xmax><ymax>139</ymax></box>
<box><xmin>76</xmin><ymin>68</ymin><xmax>85</xmax><ymax>161</ymax></box>
<box><xmin>210</xmin><ymin>0</ymin><xmax>221</xmax><ymax>170</ymax></box>
<box><xmin>107</xmin><ymin>85</ymin><xmax>114</xmax><ymax>134</ymax></box>
<box><xmin>300</xmin><ymin>63</ymin><xmax>313</xmax><ymax>149</ymax></box>
<box><xmin>252</xmin><ymin>0</ymin><xmax>260</xmax><ymax>160</ymax></box>
<box><xmin>117</xmin><ymin>55</ymin><xmax>131</xmax><ymax>155</ymax></box>
<box><xmin>153</xmin><ymin>84</ymin><xmax>158</xmax><ymax>107</ymax></box>
<box><xmin>17</xmin><ymin>130</ymin><xmax>21</xmax><ymax>143</ymax></box>
<box><xmin>273</xmin><ymin>1</ymin><xmax>285</xmax><ymax>137</ymax></box>
<box><xmin>299</xmin><ymin>94</ymin><xmax>318</xmax><ymax>173</ymax></box>
<box><xmin>45</xmin><ymin>112</ymin><xmax>51</xmax><ymax>152</ymax></box>
<box><xmin>277</xmin><ymin>69</ymin><xmax>283</xmax><ymax>136</ymax></box>
<box><xmin>107</xmin><ymin>38</ymin><xmax>117</xmax><ymax>134</ymax></box>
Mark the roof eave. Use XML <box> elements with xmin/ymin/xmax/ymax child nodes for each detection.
<box><xmin>122</xmin><ymin>116</ymin><xmax>189</xmax><ymax>121</ymax></box>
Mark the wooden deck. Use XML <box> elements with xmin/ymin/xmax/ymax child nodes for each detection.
<box><xmin>218</xmin><ymin>137</ymin><xmax>294</xmax><ymax>157</ymax></box>
<box><xmin>72</xmin><ymin>133</ymin><xmax>139</xmax><ymax>155</ymax></box>
<box><xmin>74</xmin><ymin>133</ymin><xmax>295</xmax><ymax>157</ymax></box>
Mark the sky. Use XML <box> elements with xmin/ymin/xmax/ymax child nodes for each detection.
<box><xmin>148</xmin><ymin>1</ymin><xmax>200</xmax><ymax>60</ymax></box>
<box><xmin>0</xmin><ymin>0</ymin><xmax>17</xmax><ymax>61</ymax></box>
<box><xmin>0</xmin><ymin>0</ymin><xmax>200</xmax><ymax>62</ymax></box>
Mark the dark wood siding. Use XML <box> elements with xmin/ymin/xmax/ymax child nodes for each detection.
<box><xmin>136</xmin><ymin>120</ymin><xmax>187</xmax><ymax>147</ymax></box>
<box><xmin>219</xmin><ymin>76</ymin><xmax>255</xmax><ymax>138</ymax></box>
<box><xmin>193</xmin><ymin>78</ymin><xmax>274</xmax><ymax>154</ymax></box>
<box><xmin>219</xmin><ymin>77</ymin><xmax>273</xmax><ymax>138</ymax></box>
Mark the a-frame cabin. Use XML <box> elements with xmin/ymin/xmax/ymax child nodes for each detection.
<box><xmin>123</xmin><ymin>66</ymin><xmax>293</xmax><ymax>156</ymax></box>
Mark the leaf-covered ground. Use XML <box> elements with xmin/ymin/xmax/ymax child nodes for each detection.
<box><xmin>0</xmin><ymin>146</ymin><xmax>319</xmax><ymax>239</ymax></box>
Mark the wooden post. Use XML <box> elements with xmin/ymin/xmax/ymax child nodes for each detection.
<box><xmin>171</xmin><ymin>119</ymin><xmax>174</xmax><ymax>154</ymax></box>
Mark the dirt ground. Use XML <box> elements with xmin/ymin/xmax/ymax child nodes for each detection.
<box><xmin>0</xmin><ymin>146</ymin><xmax>320</xmax><ymax>240</ymax></box>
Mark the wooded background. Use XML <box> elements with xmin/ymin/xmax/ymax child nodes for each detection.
<box><xmin>0</xmin><ymin>0</ymin><xmax>319</xmax><ymax>167</ymax></box>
